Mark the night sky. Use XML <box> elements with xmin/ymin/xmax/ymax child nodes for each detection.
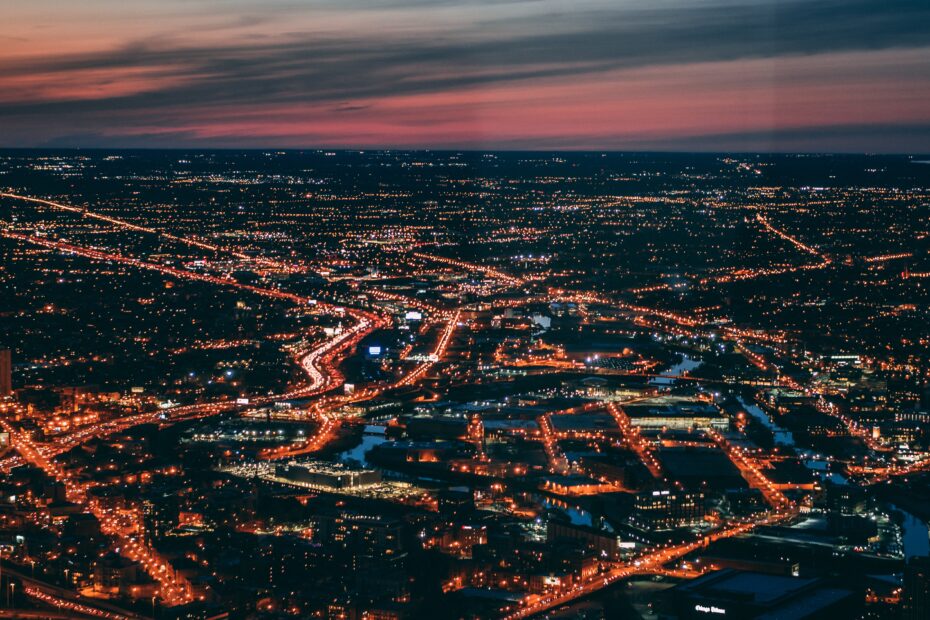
<box><xmin>3</xmin><ymin>0</ymin><xmax>929</xmax><ymax>151</ymax></box>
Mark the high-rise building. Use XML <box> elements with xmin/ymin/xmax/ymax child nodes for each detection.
<box><xmin>903</xmin><ymin>556</ymin><xmax>930</xmax><ymax>620</ymax></box>
<box><xmin>0</xmin><ymin>349</ymin><xmax>11</xmax><ymax>397</ymax></box>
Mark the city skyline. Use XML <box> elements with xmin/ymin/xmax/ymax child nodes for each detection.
<box><xmin>2</xmin><ymin>0</ymin><xmax>930</xmax><ymax>152</ymax></box>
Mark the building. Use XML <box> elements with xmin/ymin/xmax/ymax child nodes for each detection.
<box><xmin>438</xmin><ymin>524</ymin><xmax>488</xmax><ymax>558</ymax></box>
<box><xmin>274</xmin><ymin>462</ymin><xmax>382</xmax><ymax>489</ymax></box>
<box><xmin>624</xmin><ymin>402</ymin><xmax>729</xmax><ymax>431</ymax></box>
<box><xmin>315</xmin><ymin>512</ymin><xmax>408</xmax><ymax>585</ymax></box>
<box><xmin>0</xmin><ymin>349</ymin><xmax>11</xmax><ymax>397</ymax></box>
<box><xmin>541</xmin><ymin>474</ymin><xmax>619</xmax><ymax>496</ymax></box>
<box><xmin>630</xmin><ymin>489</ymin><xmax>705</xmax><ymax>532</ymax></box>
<box><xmin>547</xmin><ymin>520</ymin><xmax>625</xmax><ymax>561</ymax></box>
<box><xmin>548</xmin><ymin>413</ymin><xmax>620</xmax><ymax>438</ymax></box>
<box><xmin>903</xmin><ymin>556</ymin><xmax>930</xmax><ymax>620</ymax></box>
<box><xmin>663</xmin><ymin>569</ymin><xmax>858</xmax><ymax>619</ymax></box>
<box><xmin>93</xmin><ymin>552</ymin><xmax>140</xmax><ymax>594</ymax></box>
<box><xmin>438</xmin><ymin>486</ymin><xmax>475</xmax><ymax>517</ymax></box>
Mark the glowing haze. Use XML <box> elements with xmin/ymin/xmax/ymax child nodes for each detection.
<box><xmin>2</xmin><ymin>0</ymin><xmax>929</xmax><ymax>151</ymax></box>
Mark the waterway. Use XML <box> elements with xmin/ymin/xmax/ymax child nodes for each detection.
<box><xmin>336</xmin><ymin>425</ymin><xmax>388</xmax><ymax>467</ymax></box>
<box><xmin>802</xmin><ymin>458</ymin><xmax>849</xmax><ymax>485</ymax></box>
<box><xmin>893</xmin><ymin>505</ymin><xmax>930</xmax><ymax>559</ymax></box>
<box><xmin>737</xmin><ymin>396</ymin><xmax>795</xmax><ymax>447</ymax></box>
<box><xmin>540</xmin><ymin>497</ymin><xmax>593</xmax><ymax>527</ymax></box>
<box><xmin>736</xmin><ymin>398</ymin><xmax>854</xmax><ymax>485</ymax></box>
<box><xmin>650</xmin><ymin>354</ymin><xmax>703</xmax><ymax>386</ymax></box>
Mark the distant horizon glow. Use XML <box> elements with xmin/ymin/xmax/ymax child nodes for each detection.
<box><xmin>2</xmin><ymin>0</ymin><xmax>930</xmax><ymax>152</ymax></box>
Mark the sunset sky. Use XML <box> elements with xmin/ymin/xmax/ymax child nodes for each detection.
<box><xmin>2</xmin><ymin>0</ymin><xmax>929</xmax><ymax>151</ymax></box>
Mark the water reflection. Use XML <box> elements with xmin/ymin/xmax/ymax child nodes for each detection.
<box><xmin>650</xmin><ymin>354</ymin><xmax>703</xmax><ymax>386</ymax></box>
<box><xmin>337</xmin><ymin>425</ymin><xmax>388</xmax><ymax>467</ymax></box>
<box><xmin>540</xmin><ymin>497</ymin><xmax>593</xmax><ymax>527</ymax></box>
<box><xmin>737</xmin><ymin>396</ymin><xmax>795</xmax><ymax>447</ymax></box>
<box><xmin>894</xmin><ymin>505</ymin><xmax>930</xmax><ymax>559</ymax></box>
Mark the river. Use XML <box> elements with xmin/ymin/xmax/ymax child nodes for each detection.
<box><xmin>650</xmin><ymin>354</ymin><xmax>703</xmax><ymax>386</ymax></box>
<box><xmin>737</xmin><ymin>396</ymin><xmax>795</xmax><ymax>447</ymax></box>
<box><xmin>336</xmin><ymin>425</ymin><xmax>388</xmax><ymax>467</ymax></box>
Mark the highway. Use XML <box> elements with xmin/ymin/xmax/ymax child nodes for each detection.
<box><xmin>394</xmin><ymin>310</ymin><xmax>461</xmax><ymax>388</ymax></box>
<box><xmin>0</xmin><ymin>192</ymin><xmax>309</xmax><ymax>274</ymax></box>
<box><xmin>259</xmin><ymin>309</ymin><xmax>462</xmax><ymax>461</ymax></box>
<box><xmin>755</xmin><ymin>213</ymin><xmax>827</xmax><ymax>260</ymax></box>
<box><xmin>411</xmin><ymin>252</ymin><xmax>526</xmax><ymax>287</ymax></box>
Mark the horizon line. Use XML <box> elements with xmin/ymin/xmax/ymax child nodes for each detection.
<box><xmin>0</xmin><ymin>147</ymin><xmax>927</xmax><ymax>157</ymax></box>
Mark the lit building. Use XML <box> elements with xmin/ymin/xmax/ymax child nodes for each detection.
<box><xmin>630</xmin><ymin>489</ymin><xmax>706</xmax><ymax>531</ymax></box>
<box><xmin>275</xmin><ymin>462</ymin><xmax>382</xmax><ymax>489</ymax></box>
<box><xmin>0</xmin><ymin>349</ymin><xmax>11</xmax><ymax>397</ymax></box>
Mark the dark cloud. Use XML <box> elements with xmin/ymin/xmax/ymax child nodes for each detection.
<box><xmin>31</xmin><ymin>122</ymin><xmax>930</xmax><ymax>154</ymax></box>
<box><xmin>593</xmin><ymin>123</ymin><xmax>930</xmax><ymax>154</ymax></box>
<box><xmin>1</xmin><ymin>0</ymin><xmax>929</xmax><ymax>149</ymax></box>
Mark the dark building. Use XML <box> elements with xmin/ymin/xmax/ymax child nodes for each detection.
<box><xmin>438</xmin><ymin>486</ymin><xmax>475</xmax><ymax>517</ymax></box>
<box><xmin>405</xmin><ymin>415</ymin><xmax>468</xmax><ymax>440</ymax></box>
<box><xmin>903</xmin><ymin>556</ymin><xmax>930</xmax><ymax>620</ymax></box>
<box><xmin>315</xmin><ymin>512</ymin><xmax>407</xmax><ymax>570</ymax></box>
<box><xmin>662</xmin><ymin>569</ymin><xmax>858</xmax><ymax>619</ymax></box>
<box><xmin>547</xmin><ymin>520</ymin><xmax>623</xmax><ymax>560</ymax></box>
<box><xmin>93</xmin><ymin>552</ymin><xmax>141</xmax><ymax>594</ymax></box>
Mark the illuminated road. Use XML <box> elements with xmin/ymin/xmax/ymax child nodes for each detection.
<box><xmin>411</xmin><ymin>252</ymin><xmax>525</xmax><ymax>287</ymax></box>
<box><xmin>537</xmin><ymin>413</ymin><xmax>570</xmax><ymax>475</ymax></box>
<box><xmin>3</xmin><ymin>192</ymin><xmax>912</xmax><ymax>619</ymax></box>
<box><xmin>259</xmin><ymin>310</ymin><xmax>462</xmax><ymax>461</ymax></box>
<box><xmin>394</xmin><ymin>310</ymin><xmax>461</xmax><ymax>388</ymax></box>
<box><xmin>705</xmin><ymin>428</ymin><xmax>791</xmax><ymax>510</ymax></box>
<box><xmin>0</xmin><ymin>192</ymin><xmax>309</xmax><ymax>274</ymax></box>
<box><xmin>606</xmin><ymin>401</ymin><xmax>663</xmax><ymax>479</ymax></box>
<box><xmin>502</xmin><ymin>513</ymin><xmax>794</xmax><ymax>620</ymax></box>
<box><xmin>755</xmin><ymin>213</ymin><xmax>827</xmax><ymax>260</ymax></box>
<box><xmin>0</xmin><ymin>419</ymin><xmax>194</xmax><ymax>605</ymax></box>
<box><xmin>1</xmin><ymin>230</ymin><xmax>321</xmax><ymax>309</ymax></box>
<box><xmin>0</xmin><ymin>562</ymin><xmax>145</xmax><ymax>619</ymax></box>
<box><xmin>23</xmin><ymin>587</ymin><xmax>138</xmax><ymax>619</ymax></box>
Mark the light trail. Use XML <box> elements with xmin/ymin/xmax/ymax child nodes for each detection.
<box><xmin>863</xmin><ymin>252</ymin><xmax>912</xmax><ymax>263</ymax></box>
<box><xmin>1</xmin><ymin>229</ymin><xmax>311</xmax><ymax>307</ymax></box>
<box><xmin>24</xmin><ymin>587</ymin><xmax>138</xmax><ymax>619</ymax></box>
<box><xmin>0</xmin><ymin>228</ymin><xmax>387</xmax><ymax>606</ymax></box>
<box><xmin>702</xmin><ymin>259</ymin><xmax>832</xmax><ymax>285</ymax></box>
<box><xmin>260</xmin><ymin>310</ymin><xmax>462</xmax><ymax>461</ymax></box>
